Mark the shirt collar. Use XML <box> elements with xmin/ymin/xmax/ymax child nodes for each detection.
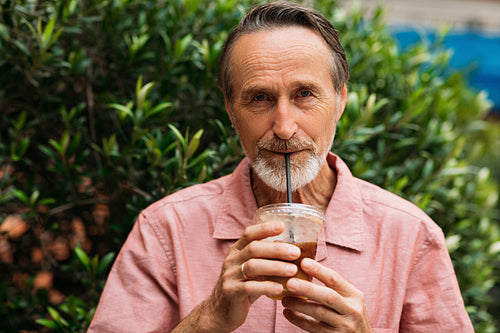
<box><xmin>213</xmin><ymin>159</ymin><xmax>257</xmax><ymax>239</ymax></box>
<box><xmin>213</xmin><ymin>153</ymin><xmax>366</xmax><ymax>254</ymax></box>
<box><xmin>323</xmin><ymin>153</ymin><xmax>365</xmax><ymax>253</ymax></box>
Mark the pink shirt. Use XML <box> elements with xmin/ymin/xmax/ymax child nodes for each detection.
<box><xmin>89</xmin><ymin>153</ymin><xmax>473</xmax><ymax>332</ymax></box>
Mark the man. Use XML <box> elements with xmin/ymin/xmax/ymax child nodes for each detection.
<box><xmin>89</xmin><ymin>2</ymin><xmax>473</xmax><ymax>332</ymax></box>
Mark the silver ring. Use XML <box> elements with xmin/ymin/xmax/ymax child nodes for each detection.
<box><xmin>241</xmin><ymin>262</ymin><xmax>250</xmax><ymax>280</ymax></box>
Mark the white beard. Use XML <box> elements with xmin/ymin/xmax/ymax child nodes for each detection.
<box><xmin>250</xmin><ymin>133</ymin><xmax>334</xmax><ymax>192</ymax></box>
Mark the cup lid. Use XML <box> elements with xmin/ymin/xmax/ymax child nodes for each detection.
<box><xmin>255</xmin><ymin>203</ymin><xmax>324</xmax><ymax>224</ymax></box>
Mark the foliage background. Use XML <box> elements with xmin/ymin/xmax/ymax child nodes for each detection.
<box><xmin>0</xmin><ymin>0</ymin><xmax>499</xmax><ymax>331</ymax></box>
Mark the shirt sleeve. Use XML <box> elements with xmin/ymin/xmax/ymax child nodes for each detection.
<box><xmin>400</xmin><ymin>226</ymin><xmax>474</xmax><ymax>332</ymax></box>
<box><xmin>88</xmin><ymin>212</ymin><xmax>180</xmax><ymax>332</ymax></box>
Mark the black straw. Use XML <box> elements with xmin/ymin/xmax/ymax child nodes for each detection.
<box><xmin>285</xmin><ymin>153</ymin><xmax>292</xmax><ymax>203</ymax></box>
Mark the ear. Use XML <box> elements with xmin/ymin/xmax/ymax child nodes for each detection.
<box><xmin>336</xmin><ymin>83</ymin><xmax>348</xmax><ymax>121</ymax></box>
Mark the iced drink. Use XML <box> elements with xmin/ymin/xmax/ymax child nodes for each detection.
<box><xmin>254</xmin><ymin>203</ymin><xmax>324</xmax><ymax>300</ymax></box>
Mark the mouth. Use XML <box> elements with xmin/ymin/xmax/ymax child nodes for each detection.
<box><xmin>260</xmin><ymin>149</ymin><xmax>305</xmax><ymax>158</ymax></box>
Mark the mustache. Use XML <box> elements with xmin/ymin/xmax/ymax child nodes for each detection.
<box><xmin>257</xmin><ymin>136</ymin><xmax>317</xmax><ymax>153</ymax></box>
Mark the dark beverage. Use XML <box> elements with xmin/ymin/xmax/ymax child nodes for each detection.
<box><xmin>268</xmin><ymin>241</ymin><xmax>317</xmax><ymax>300</ymax></box>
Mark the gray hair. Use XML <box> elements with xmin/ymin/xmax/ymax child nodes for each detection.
<box><xmin>218</xmin><ymin>1</ymin><xmax>350</xmax><ymax>102</ymax></box>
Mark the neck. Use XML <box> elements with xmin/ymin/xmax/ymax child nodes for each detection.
<box><xmin>251</xmin><ymin>160</ymin><xmax>337</xmax><ymax>212</ymax></box>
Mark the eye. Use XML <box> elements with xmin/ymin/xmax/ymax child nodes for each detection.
<box><xmin>298</xmin><ymin>90</ymin><xmax>312</xmax><ymax>98</ymax></box>
<box><xmin>253</xmin><ymin>94</ymin><xmax>266</xmax><ymax>101</ymax></box>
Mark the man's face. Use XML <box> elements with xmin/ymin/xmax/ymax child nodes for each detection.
<box><xmin>226</xmin><ymin>26</ymin><xmax>347</xmax><ymax>192</ymax></box>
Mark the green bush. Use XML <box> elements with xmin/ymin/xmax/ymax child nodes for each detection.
<box><xmin>0</xmin><ymin>0</ymin><xmax>498</xmax><ymax>331</ymax></box>
<box><xmin>331</xmin><ymin>5</ymin><xmax>500</xmax><ymax>331</ymax></box>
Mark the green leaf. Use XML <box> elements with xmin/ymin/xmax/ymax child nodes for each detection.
<box><xmin>39</xmin><ymin>197</ymin><xmax>56</xmax><ymax>205</ymax></box>
<box><xmin>42</xmin><ymin>15</ymin><xmax>56</xmax><ymax>48</ymax></box>
<box><xmin>21</xmin><ymin>18</ymin><xmax>37</xmax><ymax>37</ymax></box>
<box><xmin>97</xmin><ymin>252</ymin><xmax>115</xmax><ymax>276</ymax></box>
<box><xmin>127</xmin><ymin>33</ymin><xmax>150</xmax><ymax>56</ymax></box>
<box><xmin>174</xmin><ymin>34</ymin><xmax>193</xmax><ymax>59</ymax></box>
<box><xmin>13</xmin><ymin>40</ymin><xmax>31</xmax><ymax>58</ymax></box>
<box><xmin>38</xmin><ymin>144</ymin><xmax>58</xmax><ymax>160</ymax></box>
<box><xmin>36</xmin><ymin>17</ymin><xmax>43</xmax><ymax>39</ymax></box>
<box><xmin>49</xmin><ymin>131</ymin><xmax>70</xmax><ymax>156</ymax></box>
<box><xmin>48</xmin><ymin>306</ymin><xmax>69</xmax><ymax>327</ymax></box>
<box><xmin>60</xmin><ymin>131</ymin><xmax>70</xmax><ymax>155</ymax></box>
<box><xmin>160</xmin><ymin>31</ymin><xmax>172</xmax><ymax>54</ymax></box>
<box><xmin>187</xmin><ymin>150</ymin><xmax>215</xmax><ymax>169</ymax></box>
<box><xmin>12</xmin><ymin>111</ymin><xmax>27</xmax><ymax>130</ymax></box>
<box><xmin>12</xmin><ymin>189</ymin><xmax>29</xmax><ymax>204</ymax></box>
<box><xmin>0</xmin><ymin>190</ymin><xmax>14</xmax><ymax>205</ymax></box>
<box><xmin>109</xmin><ymin>103</ymin><xmax>134</xmax><ymax>120</ymax></box>
<box><xmin>137</xmin><ymin>81</ymin><xmax>155</xmax><ymax>111</ymax></box>
<box><xmin>440</xmin><ymin>167</ymin><xmax>472</xmax><ymax>177</ymax></box>
<box><xmin>45</xmin><ymin>27</ymin><xmax>63</xmax><ymax>51</ymax></box>
<box><xmin>446</xmin><ymin>234</ymin><xmax>461</xmax><ymax>253</ymax></box>
<box><xmin>36</xmin><ymin>318</ymin><xmax>59</xmax><ymax>329</ymax></box>
<box><xmin>392</xmin><ymin>176</ymin><xmax>409</xmax><ymax>193</ymax></box>
<box><xmin>186</xmin><ymin>129</ymin><xmax>203</xmax><ymax>160</ymax></box>
<box><xmin>67</xmin><ymin>132</ymin><xmax>81</xmax><ymax>156</ymax></box>
<box><xmin>184</xmin><ymin>0</ymin><xmax>201</xmax><ymax>14</ymax></box>
<box><xmin>196</xmin><ymin>164</ymin><xmax>208</xmax><ymax>183</ymax></box>
<box><xmin>147</xmin><ymin>102</ymin><xmax>172</xmax><ymax>118</ymax></box>
<box><xmin>168</xmin><ymin>124</ymin><xmax>186</xmax><ymax>152</ymax></box>
<box><xmin>135</xmin><ymin>75</ymin><xmax>143</xmax><ymax>98</ymax></box>
<box><xmin>103</xmin><ymin>134</ymin><xmax>118</xmax><ymax>157</ymax></box>
<box><xmin>10</xmin><ymin>137</ymin><xmax>30</xmax><ymax>161</ymax></box>
<box><xmin>0</xmin><ymin>23</ymin><xmax>8</xmax><ymax>39</ymax></box>
<box><xmin>30</xmin><ymin>190</ymin><xmax>40</xmax><ymax>204</ymax></box>
<box><xmin>75</xmin><ymin>246</ymin><xmax>91</xmax><ymax>273</ymax></box>
<box><xmin>48</xmin><ymin>139</ymin><xmax>63</xmax><ymax>156</ymax></box>
<box><xmin>91</xmin><ymin>254</ymin><xmax>99</xmax><ymax>272</ymax></box>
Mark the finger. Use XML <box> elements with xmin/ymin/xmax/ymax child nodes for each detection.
<box><xmin>285</xmin><ymin>277</ymin><xmax>350</xmax><ymax>315</ymax></box>
<box><xmin>240</xmin><ymin>240</ymin><xmax>301</xmax><ymax>279</ymax></box>
<box><xmin>226</xmin><ymin>277</ymin><xmax>285</xmax><ymax>299</ymax></box>
<box><xmin>282</xmin><ymin>296</ymin><xmax>343</xmax><ymax>328</ymax></box>
<box><xmin>218</xmin><ymin>259</ymin><xmax>285</xmax><ymax>297</ymax></box>
<box><xmin>300</xmin><ymin>258</ymin><xmax>356</xmax><ymax>297</ymax></box>
<box><xmin>232</xmin><ymin>221</ymin><xmax>285</xmax><ymax>251</ymax></box>
<box><xmin>243</xmin><ymin>258</ymin><xmax>298</xmax><ymax>279</ymax></box>
<box><xmin>282</xmin><ymin>307</ymin><xmax>333</xmax><ymax>333</ymax></box>
<box><xmin>283</xmin><ymin>288</ymin><xmax>371</xmax><ymax>332</ymax></box>
<box><xmin>244</xmin><ymin>240</ymin><xmax>301</xmax><ymax>262</ymax></box>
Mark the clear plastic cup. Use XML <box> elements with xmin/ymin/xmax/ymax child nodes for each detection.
<box><xmin>254</xmin><ymin>203</ymin><xmax>324</xmax><ymax>300</ymax></box>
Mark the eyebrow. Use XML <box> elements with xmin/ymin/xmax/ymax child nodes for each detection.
<box><xmin>240</xmin><ymin>80</ymin><xmax>322</xmax><ymax>101</ymax></box>
<box><xmin>291</xmin><ymin>80</ymin><xmax>322</xmax><ymax>93</ymax></box>
<box><xmin>240</xmin><ymin>85</ymin><xmax>270</xmax><ymax>102</ymax></box>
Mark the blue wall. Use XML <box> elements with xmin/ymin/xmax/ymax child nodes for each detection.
<box><xmin>392</xmin><ymin>27</ymin><xmax>500</xmax><ymax>113</ymax></box>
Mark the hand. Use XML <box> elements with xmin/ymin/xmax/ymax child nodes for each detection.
<box><xmin>281</xmin><ymin>258</ymin><xmax>374</xmax><ymax>332</ymax></box>
<box><xmin>179</xmin><ymin>221</ymin><xmax>301</xmax><ymax>333</ymax></box>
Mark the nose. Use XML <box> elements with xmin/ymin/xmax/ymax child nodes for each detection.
<box><xmin>272</xmin><ymin>99</ymin><xmax>298</xmax><ymax>140</ymax></box>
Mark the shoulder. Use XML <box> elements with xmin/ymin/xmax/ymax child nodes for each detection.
<box><xmin>145</xmin><ymin>175</ymin><xmax>230</xmax><ymax>214</ymax></box>
<box><xmin>355</xmin><ymin>177</ymin><xmax>443</xmax><ymax>241</ymax></box>
<box><xmin>134</xmin><ymin>175</ymin><xmax>231</xmax><ymax>236</ymax></box>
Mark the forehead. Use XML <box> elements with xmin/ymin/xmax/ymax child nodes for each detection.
<box><xmin>229</xmin><ymin>26</ymin><xmax>333</xmax><ymax>85</ymax></box>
